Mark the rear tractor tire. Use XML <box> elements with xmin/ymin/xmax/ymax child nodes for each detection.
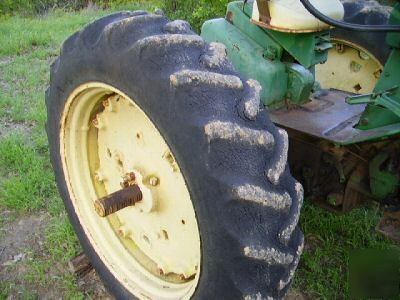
<box><xmin>316</xmin><ymin>0</ymin><xmax>391</xmax><ymax>94</ymax></box>
<box><xmin>46</xmin><ymin>11</ymin><xmax>304</xmax><ymax>299</ymax></box>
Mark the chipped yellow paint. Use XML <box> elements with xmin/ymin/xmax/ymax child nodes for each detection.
<box><xmin>315</xmin><ymin>39</ymin><xmax>383</xmax><ymax>94</ymax></box>
<box><xmin>60</xmin><ymin>82</ymin><xmax>201</xmax><ymax>299</ymax></box>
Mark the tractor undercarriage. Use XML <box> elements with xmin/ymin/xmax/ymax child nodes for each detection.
<box><xmin>271</xmin><ymin>89</ymin><xmax>400</xmax><ymax>212</ymax></box>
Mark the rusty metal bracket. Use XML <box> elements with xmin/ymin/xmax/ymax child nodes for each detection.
<box><xmin>256</xmin><ymin>0</ymin><xmax>271</xmax><ymax>23</ymax></box>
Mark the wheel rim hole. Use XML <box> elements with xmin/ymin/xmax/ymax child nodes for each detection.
<box><xmin>353</xmin><ymin>83</ymin><xmax>362</xmax><ymax>92</ymax></box>
<box><xmin>162</xmin><ymin>230</ymin><xmax>169</xmax><ymax>240</ymax></box>
<box><xmin>143</xmin><ymin>235</ymin><xmax>150</xmax><ymax>244</ymax></box>
<box><xmin>117</xmin><ymin>158</ymin><xmax>123</xmax><ymax>168</ymax></box>
<box><xmin>181</xmin><ymin>219</ymin><xmax>186</xmax><ymax>225</ymax></box>
<box><xmin>106</xmin><ymin>148</ymin><xmax>112</xmax><ymax>158</ymax></box>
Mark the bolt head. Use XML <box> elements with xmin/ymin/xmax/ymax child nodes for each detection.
<box><xmin>124</xmin><ymin>172</ymin><xmax>136</xmax><ymax>182</ymax></box>
<box><xmin>149</xmin><ymin>176</ymin><xmax>159</xmax><ymax>187</ymax></box>
<box><xmin>121</xmin><ymin>172</ymin><xmax>136</xmax><ymax>187</ymax></box>
<box><xmin>359</xmin><ymin>51</ymin><xmax>370</xmax><ymax>60</ymax></box>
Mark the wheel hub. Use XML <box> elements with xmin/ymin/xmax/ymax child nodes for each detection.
<box><xmin>96</xmin><ymin>93</ymin><xmax>199</xmax><ymax>278</ymax></box>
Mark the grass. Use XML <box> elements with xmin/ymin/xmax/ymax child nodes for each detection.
<box><xmin>293</xmin><ymin>202</ymin><xmax>396</xmax><ymax>299</ymax></box>
<box><xmin>0</xmin><ymin>2</ymin><xmax>159</xmax><ymax>297</ymax></box>
<box><xmin>0</xmin><ymin>2</ymin><xmax>398</xmax><ymax>299</ymax></box>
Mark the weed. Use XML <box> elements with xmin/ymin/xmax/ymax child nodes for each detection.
<box><xmin>293</xmin><ymin>202</ymin><xmax>396</xmax><ymax>299</ymax></box>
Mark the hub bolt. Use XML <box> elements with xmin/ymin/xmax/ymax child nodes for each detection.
<box><xmin>121</xmin><ymin>172</ymin><xmax>136</xmax><ymax>188</ymax></box>
<box><xmin>94</xmin><ymin>184</ymin><xmax>143</xmax><ymax>217</ymax></box>
<box><xmin>149</xmin><ymin>176</ymin><xmax>159</xmax><ymax>187</ymax></box>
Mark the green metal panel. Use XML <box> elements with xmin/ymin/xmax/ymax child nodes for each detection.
<box><xmin>201</xmin><ymin>1</ymin><xmax>319</xmax><ymax>107</ymax></box>
<box><xmin>369</xmin><ymin>152</ymin><xmax>399</xmax><ymax>200</ymax></box>
<box><xmin>268</xmin><ymin>30</ymin><xmax>331</xmax><ymax>69</ymax></box>
<box><xmin>202</xmin><ymin>18</ymin><xmax>287</xmax><ymax>107</ymax></box>
<box><xmin>227</xmin><ymin>1</ymin><xmax>283</xmax><ymax>60</ymax></box>
<box><xmin>286</xmin><ymin>63</ymin><xmax>314</xmax><ymax>105</ymax></box>
<box><xmin>241</xmin><ymin>1</ymin><xmax>331</xmax><ymax>68</ymax></box>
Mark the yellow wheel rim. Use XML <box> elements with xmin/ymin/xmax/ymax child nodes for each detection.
<box><xmin>315</xmin><ymin>39</ymin><xmax>383</xmax><ymax>94</ymax></box>
<box><xmin>60</xmin><ymin>82</ymin><xmax>201</xmax><ymax>299</ymax></box>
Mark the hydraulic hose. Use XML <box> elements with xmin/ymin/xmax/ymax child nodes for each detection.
<box><xmin>299</xmin><ymin>0</ymin><xmax>400</xmax><ymax>32</ymax></box>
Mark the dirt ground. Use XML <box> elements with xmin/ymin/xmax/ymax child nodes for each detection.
<box><xmin>0</xmin><ymin>211</ymin><xmax>111</xmax><ymax>299</ymax></box>
<box><xmin>0</xmin><ymin>210</ymin><xmax>307</xmax><ymax>299</ymax></box>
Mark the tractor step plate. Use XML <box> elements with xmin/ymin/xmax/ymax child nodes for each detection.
<box><xmin>270</xmin><ymin>89</ymin><xmax>364</xmax><ymax>144</ymax></box>
<box><xmin>270</xmin><ymin>89</ymin><xmax>400</xmax><ymax>145</ymax></box>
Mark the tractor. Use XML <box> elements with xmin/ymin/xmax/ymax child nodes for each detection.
<box><xmin>45</xmin><ymin>0</ymin><xmax>400</xmax><ymax>298</ymax></box>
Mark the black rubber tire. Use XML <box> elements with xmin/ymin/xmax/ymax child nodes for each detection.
<box><xmin>46</xmin><ymin>11</ymin><xmax>304</xmax><ymax>300</ymax></box>
<box><xmin>333</xmin><ymin>0</ymin><xmax>392</xmax><ymax>65</ymax></box>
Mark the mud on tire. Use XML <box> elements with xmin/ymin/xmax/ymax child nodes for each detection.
<box><xmin>46</xmin><ymin>11</ymin><xmax>304</xmax><ymax>299</ymax></box>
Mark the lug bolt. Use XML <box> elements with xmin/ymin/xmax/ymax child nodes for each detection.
<box><xmin>336</xmin><ymin>43</ymin><xmax>344</xmax><ymax>53</ymax></box>
<box><xmin>359</xmin><ymin>51</ymin><xmax>369</xmax><ymax>60</ymax></box>
<box><xmin>149</xmin><ymin>176</ymin><xmax>159</xmax><ymax>187</ymax></box>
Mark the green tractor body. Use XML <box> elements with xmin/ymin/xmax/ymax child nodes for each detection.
<box><xmin>201</xmin><ymin>1</ymin><xmax>400</xmax><ymax>212</ymax></box>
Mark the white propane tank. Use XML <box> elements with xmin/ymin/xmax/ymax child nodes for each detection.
<box><xmin>252</xmin><ymin>0</ymin><xmax>344</xmax><ymax>32</ymax></box>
